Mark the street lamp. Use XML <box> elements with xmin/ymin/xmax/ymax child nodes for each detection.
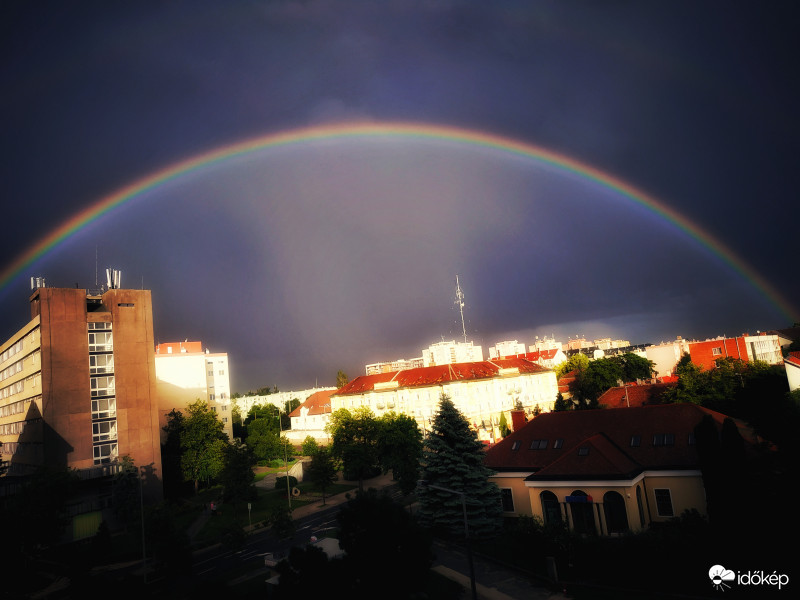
<box><xmin>417</xmin><ymin>480</ymin><xmax>477</xmax><ymax>600</ymax></box>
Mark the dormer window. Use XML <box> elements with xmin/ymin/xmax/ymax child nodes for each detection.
<box><xmin>553</xmin><ymin>438</ymin><xmax>563</xmax><ymax>449</ymax></box>
<box><xmin>653</xmin><ymin>433</ymin><xmax>675</xmax><ymax>446</ymax></box>
<box><xmin>630</xmin><ymin>435</ymin><xmax>641</xmax><ymax>447</ymax></box>
<box><xmin>577</xmin><ymin>446</ymin><xmax>589</xmax><ymax>456</ymax></box>
<box><xmin>529</xmin><ymin>439</ymin><xmax>547</xmax><ymax>450</ymax></box>
<box><xmin>511</xmin><ymin>440</ymin><xmax>521</xmax><ymax>451</ymax></box>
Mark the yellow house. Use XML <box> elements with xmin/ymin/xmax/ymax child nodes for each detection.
<box><xmin>485</xmin><ymin>404</ymin><xmax>764</xmax><ymax>535</ymax></box>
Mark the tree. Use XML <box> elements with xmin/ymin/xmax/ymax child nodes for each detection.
<box><xmin>572</xmin><ymin>357</ymin><xmax>623</xmax><ymax>408</ymax></box>
<box><xmin>498</xmin><ymin>412</ymin><xmax>511</xmax><ymax>438</ymax></box>
<box><xmin>305</xmin><ymin>446</ymin><xmax>338</xmax><ymax>504</ymax></box>
<box><xmin>219</xmin><ymin>442</ymin><xmax>257</xmax><ymax>513</ymax></box>
<box><xmin>181</xmin><ymin>400</ymin><xmax>229</xmax><ymax>493</ymax></box>
<box><xmin>614</xmin><ymin>352</ymin><xmax>654</xmax><ymax>381</ymax></box>
<box><xmin>246</xmin><ymin>417</ymin><xmax>284</xmax><ymax>461</ymax></box>
<box><xmin>417</xmin><ymin>394</ymin><xmax>503</xmax><ymax>538</ymax></box>
<box><xmin>301</xmin><ymin>435</ymin><xmax>320</xmax><ymax>456</ymax></box>
<box><xmin>231</xmin><ymin>403</ymin><xmax>244</xmax><ymax>440</ymax></box>
<box><xmin>336</xmin><ymin>369</ymin><xmax>349</xmax><ymax>388</ymax></box>
<box><xmin>327</xmin><ymin>407</ymin><xmax>380</xmax><ymax>491</ymax></box>
<box><xmin>377</xmin><ymin>411</ymin><xmax>423</xmax><ymax>495</ymax></box>
<box><xmin>555</xmin><ymin>352</ymin><xmax>589</xmax><ymax>378</ymax></box>
<box><xmin>112</xmin><ymin>455</ymin><xmax>141</xmax><ymax>529</ymax></box>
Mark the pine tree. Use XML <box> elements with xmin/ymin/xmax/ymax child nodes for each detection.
<box><xmin>417</xmin><ymin>394</ymin><xmax>503</xmax><ymax>538</ymax></box>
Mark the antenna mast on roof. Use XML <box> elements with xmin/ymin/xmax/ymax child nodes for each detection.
<box><xmin>455</xmin><ymin>275</ymin><xmax>467</xmax><ymax>343</ymax></box>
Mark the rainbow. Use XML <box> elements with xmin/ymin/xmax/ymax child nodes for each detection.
<box><xmin>1</xmin><ymin>120</ymin><xmax>796</xmax><ymax>321</ymax></box>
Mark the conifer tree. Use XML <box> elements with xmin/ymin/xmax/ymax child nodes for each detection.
<box><xmin>417</xmin><ymin>394</ymin><xmax>503</xmax><ymax>538</ymax></box>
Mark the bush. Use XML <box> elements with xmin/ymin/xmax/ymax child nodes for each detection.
<box><xmin>302</xmin><ymin>436</ymin><xmax>320</xmax><ymax>456</ymax></box>
<box><xmin>275</xmin><ymin>475</ymin><xmax>298</xmax><ymax>490</ymax></box>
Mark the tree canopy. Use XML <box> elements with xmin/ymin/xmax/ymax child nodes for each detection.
<box><xmin>327</xmin><ymin>407</ymin><xmax>380</xmax><ymax>489</ymax></box>
<box><xmin>377</xmin><ymin>411</ymin><xmax>423</xmax><ymax>494</ymax></box>
<box><xmin>417</xmin><ymin>394</ymin><xmax>503</xmax><ymax>538</ymax></box>
<box><xmin>177</xmin><ymin>400</ymin><xmax>229</xmax><ymax>493</ymax></box>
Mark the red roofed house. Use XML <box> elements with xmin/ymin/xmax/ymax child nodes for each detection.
<box><xmin>331</xmin><ymin>358</ymin><xmax>558</xmax><ymax>442</ymax></box>
<box><xmin>785</xmin><ymin>352</ymin><xmax>800</xmax><ymax>391</ymax></box>
<box><xmin>596</xmin><ymin>379</ymin><xmax>677</xmax><ymax>409</ymax></box>
<box><xmin>687</xmin><ymin>334</ymin><xmax>782</xmax><ymax>371</ymax></box>
<box><xmin>286</xmin><ymin>389</ymin><xmax>336</xmax><ymax>444</ymax></box>
<box><xmin>484</xmin><ymin>403</ymin><xmax>764</xmax><ymax>535</ymax></box>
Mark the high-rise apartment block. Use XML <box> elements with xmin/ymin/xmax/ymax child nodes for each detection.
<box><xmin>0</xmin><ymin>286</ymin><xmax>162</xmax><ymax>500</ymax></box>
<box><xmin>155</xmin><ymin>341</ymin><xmax>233</xmax><ymax>440</ymax></box>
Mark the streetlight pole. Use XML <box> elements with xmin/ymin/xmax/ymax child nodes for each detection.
<box><xmin>418</xmin><ymin>481</ymin><xmax>477</xmax><ymax>600</ymax></box>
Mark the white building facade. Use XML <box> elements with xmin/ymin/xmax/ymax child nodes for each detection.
<box><xmin>422</xmin><ymin>340</ymin><xmax>484</xmax><ymax>366</ymax></box>
<box><xmin>154</xmin><ymin>342</ymin><xmax>233</xmax><ymax>440</ymax></box>
<box><xmin>331</xmin><ymin>358</ymin><xmax>558</xmax><ymax>443</ymax></box>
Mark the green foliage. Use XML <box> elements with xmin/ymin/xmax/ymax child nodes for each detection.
<box><xmin>275</xmin><ymin>475</ymin><xmax>298</xmax><ymax>490</ymax></box>
<box><xmin>498</xmin><ymin>412</ymin><xmax>511</xmax><ymax>438</ymax></box>
<box><xmin>219</xmin><ymin>443</ymin><xmax>257</xmax><ymax>509</ymax></box>
<box><xmin>572</xmin><ymin>357</ymin><xmax>623</xmax><ymax>407</ymax></box>
<box><xmin>145</xmin><ymin>503</ymin><xmax>192</xmax><ymax>573</ymax></box>
<box><xmin>301</xmin><ymin>435</ymin><xmax>320</xmax><ymax>456</ymax></box>
<box><xmin>328</xmin><ymin>407</ymin><xmax>380</xmax><ymax>489</ymax></box>
<box><xmin>377</xmin><ymin>411</ymin><xmax>423</xmax><ymax>494</ymax></box>
<box><xmin>112</xmin><ymin>455</ymin><xmax>141</xmax><ymax>527</ymax></box>
<box><xmin>555</xmin><ymin>352</ymin><xmax>589</xmax><ymax>378</ymax></box>
<box><xmin>614</xmin><ymin>352</ymin><xmax>655</xmax><ymax>381</ymax></box>
<box><xmin>246</xmin><ymin>417</ymin><xmax>283</xmax><ymax>460</ymax></box>
<box><xmin>418</xmin><ymin>394</ymin><xmax>503</xmax><ymax>538</ymax></box>
<box><xmin>336</xmin><ymin>369</ymin><xmax>349</xmax><ymax>388</ymax></box>
<box><xmin>305</xmin><ymin>446</ymin><xmax>339</xmax><ymax>503</ymax></box>
<box><xmin>180</xmin><ymin>400</ymin><xmax>229</xmax><ymax>493</ymax></box>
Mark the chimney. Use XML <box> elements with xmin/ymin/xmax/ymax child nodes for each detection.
<box><xmin>510</xmin><ymin>409</ymin><xmax>527</xmax><ymax>432</ymax></box>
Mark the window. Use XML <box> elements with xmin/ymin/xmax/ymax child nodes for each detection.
<box><xmin>688</xmin><ymin>432</ymin><xmax>696</xmax><ymax>445</ymax></box>
<box><xmin>90</xmin><ymin>376</ymin><xmax>115</xmax><ymax>397</ymax></box>
<box><xmin>654</xmin><ymin>488</ymin><xmax>674</xmax><ymax>517</ymax></box>
<box><xmin>577</xmin><ymin>446</ymin><xmax>589</xmax><ymax>456</ymax></box>
<box><xmin>93</xmin><ymin>443</ymin><xmax>118</xmax><ymax>465</ymax></box>
<box><xmin>712</xmin><ymin>347</ymin><xmax>722</xmax><ymax>356</ymax></box>
<box><xmin>653</xmin><ymin>433</ymin><xmax>674</xmax><ymax>446</ymax></box>
<box><xmin>500</xmin><ymin>488</ymin><xmax>514</xmax><ymax>512</ymax></box>
<box><xmin>89</xmin><ymin>354</ymin><xmax>114</xmax><ymax>374</ymax></box>
<box><xmin>92</xmin><ymin>397</ymin><xmax>116</xmax><ymax>419</ymax></box>
<box><xmin>529</xmin><ymin>439</ymin><xmax>547</xmax><ymax>450</ymax></box>
<box><xmin>630</xmin><ymin>435</ymin><xmax>641</xmax><ymax>447</ymax></box>
<box><xmin>92</xmin><ymin>420</ymin><xmax>117</xmax><ymax>443</ymax></box>
<box><xmin>553</xmin><ymin>438</ymin><xmax>563</xmax><ymax>449</ymax></box>
<box><xmin>222</xmin><ymin>417</ymin><xmax>228</xmax><ymax>423</ymax></box>
<box><xmin>511</xmin><ymin>440</ymin><xmax>521</xmax><ymax>451</ymax></box>
<box><xmin>88</xmin><ymin>330</ymin><xmax>113</xmax><ymax>352</ymax></box>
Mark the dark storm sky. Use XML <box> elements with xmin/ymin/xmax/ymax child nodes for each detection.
<box><xmin>2</xmin><ymin>1</ymin><xmax>798</xmax><ymax>392</ymax></box>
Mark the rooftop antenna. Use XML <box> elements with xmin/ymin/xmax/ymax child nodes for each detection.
<box><xmin>455</xmin><ymin>275</ymin><xmax>467</xmax><ymax>343</ymax></box>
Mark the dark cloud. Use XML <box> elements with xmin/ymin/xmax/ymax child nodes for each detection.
<box><xmin>1</xmin><ymin>1</ymin><xmax>798</xmax><ymax>391</ymax></box>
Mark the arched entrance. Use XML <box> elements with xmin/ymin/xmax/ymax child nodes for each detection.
<box><xmin>540</xmin><ymin>491</ymin><xmax>562</xmax><ymax>525</ymax></box>
<box><xmin>603</xmin><ymin>491</ymin><xmax>629</xmax><ymax>534</ymax></box>
<box><xmin>567</xmin><ymin>490</ymin><xmax>596</xmax><ymax>535</ymax></box>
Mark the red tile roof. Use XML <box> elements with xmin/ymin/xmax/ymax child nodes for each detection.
<box><xmin>596</xmin><ymin>382</ymin><xmax>676</xmax><ymax>409</ymax></box>
<box><xmin>334</xmin><ymin>359</ymin><xmax>550</xmax><ymax>396</ymax></box>
<box><xmin>289</xmin><ymin>389</ymin><xmax>335</xmax><ymax>417</ymax></box>
<box><xmin>484</xmin><ymin>403</ymin><xmax>764</xmax><ymax>481</ymax></box>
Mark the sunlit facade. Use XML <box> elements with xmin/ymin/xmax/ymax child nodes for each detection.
<box><xmin>154</xmin><ymin>342</ymin><xmax>233</xmax><ymax>440</ymax></box>
<box><xmin>0</xmin><ymin>286</ymin><xmax>163</xmax><ymax>503</ymax></box>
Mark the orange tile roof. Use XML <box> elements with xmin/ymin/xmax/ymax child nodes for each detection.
<box><xmin>289</xmin><ymin>389</ymin><xmax>335</xmax><ymax>417</ymax></box>
<box><xmin>334</xmin><ymin>358</ymin><xmax>550</xmax><ymax>396</ymax></box>
<box><xmin>596</xmin><ymin>382</ymin><xmax>676</xmax><ymax>409</ymax></box>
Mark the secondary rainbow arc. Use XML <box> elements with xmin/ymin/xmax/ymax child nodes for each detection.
<box><xmin>1</xmin><ymin>121</ymin><xmax>795</xmax><ymax>322</ymax></box>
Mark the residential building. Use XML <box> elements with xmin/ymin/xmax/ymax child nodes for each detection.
<box><xmin>154</xmin><ymin>341</ymin><xmax>233</xmax><ymax>440</ymax></box>
<box><xmin>331</xmin><ymin>358</ymin><xmax>558</xmax><ymax>442</ymax></box>
<box><xmin>0</xmin><ymin>285</ymin><xmax>163</xmax><ymax>537</ymax></box>
<box><xmin>687</xmin><ymin>333</ymin><xmax>782</xmax><ymax>371</ymax></box>
<box><xmin>645</xmin><ymin>338</ymin><xmax>691</xmax><ymax>378</ymax></box>
<box><xmin>422</xmin><ymin>340</ymin><xmax>484</xmax><ymax>366</ymax></box>
<box><xmin>785</xmin><ymin>352</ymin><xmax>800</xmax><ymax>391</ymax></box>
<box><xmin>234</xmin><ymin>387</ymin><xmax>336</xmax><ymax>418</ymax></box>
<box><xmin>366</xmin><ymin>357</ymin><xmax>424</xmax><ymax>375</ymax></box>
<box><xmin>530</xmin><ymin>336</ymin><xmax>561</xmax><ymax>352</ymax></box>
<box><xmin>286</xmin><ymin>389</ymin><xmax>336</xmax><ymax>444</ymax></box>
<box><xmin>484</xmin><ymin>404</ymin><xmax>764</xmax><ymax>535</ymax></box>
<box><xmin>489</xmin><ymin>340</ymin><xmax>526</xmax><ymax>360</ymax></box>
<box><xmin>596</xmin><ymin>379</ymin><xmax>677</xmax><ymax>409</ymax></box>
